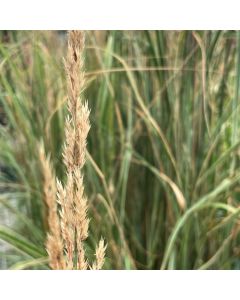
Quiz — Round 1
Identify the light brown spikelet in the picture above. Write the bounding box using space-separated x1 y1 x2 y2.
63 116 75 172
92 239 107 270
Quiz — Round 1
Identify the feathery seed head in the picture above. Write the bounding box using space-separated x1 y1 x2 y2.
42 30 106 270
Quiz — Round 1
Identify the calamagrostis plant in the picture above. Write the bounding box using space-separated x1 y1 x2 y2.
40 30 106 270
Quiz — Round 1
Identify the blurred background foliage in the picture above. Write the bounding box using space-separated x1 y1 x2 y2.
0 30 240 269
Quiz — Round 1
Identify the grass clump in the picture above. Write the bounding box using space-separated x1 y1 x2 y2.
0 30 240 270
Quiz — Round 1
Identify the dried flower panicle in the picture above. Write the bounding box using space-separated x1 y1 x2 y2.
40 30 106 270
39 144 65 270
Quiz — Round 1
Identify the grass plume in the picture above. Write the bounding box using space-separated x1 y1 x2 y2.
39 145 65 269
40 30 106 270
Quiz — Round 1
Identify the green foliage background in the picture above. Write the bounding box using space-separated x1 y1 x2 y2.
0 31 240 269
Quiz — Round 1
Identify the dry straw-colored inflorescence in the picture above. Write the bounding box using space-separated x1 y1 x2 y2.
39 30 106 270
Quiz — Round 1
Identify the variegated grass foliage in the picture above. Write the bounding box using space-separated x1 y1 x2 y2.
0 31 240 269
